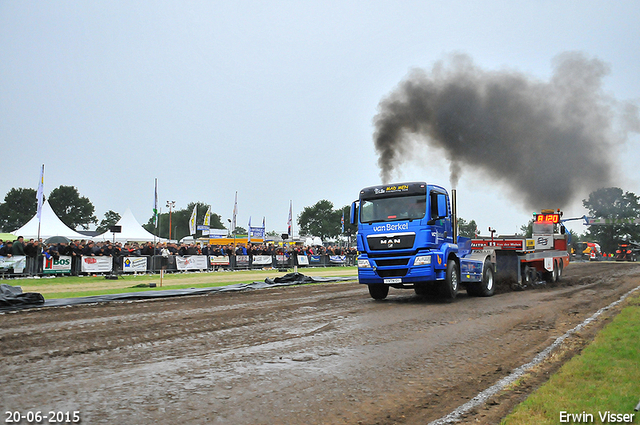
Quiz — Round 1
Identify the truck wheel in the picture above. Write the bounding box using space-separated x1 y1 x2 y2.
467 260 495 297
546 262 558 283
440 260 458 300
557 261 563 281
368 284 389 300
522 266 533 287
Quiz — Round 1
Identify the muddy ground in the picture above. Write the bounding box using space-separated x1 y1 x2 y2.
1 262 639 424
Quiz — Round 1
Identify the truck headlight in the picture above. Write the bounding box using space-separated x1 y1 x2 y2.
358 259 371 268
414 255 432 266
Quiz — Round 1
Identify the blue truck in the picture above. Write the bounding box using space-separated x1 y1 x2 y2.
350 182 570 300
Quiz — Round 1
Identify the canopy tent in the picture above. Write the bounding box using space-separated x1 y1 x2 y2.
12 200 89 240
93 208 164 243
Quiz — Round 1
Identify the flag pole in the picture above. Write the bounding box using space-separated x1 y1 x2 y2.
36 164 45 242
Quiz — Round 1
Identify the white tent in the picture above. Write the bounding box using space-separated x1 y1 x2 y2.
93 208 164 243
12 200 90 240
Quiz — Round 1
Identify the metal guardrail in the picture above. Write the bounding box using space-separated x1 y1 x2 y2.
0 254 356 279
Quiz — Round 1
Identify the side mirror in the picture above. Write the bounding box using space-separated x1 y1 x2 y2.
350 201 358 225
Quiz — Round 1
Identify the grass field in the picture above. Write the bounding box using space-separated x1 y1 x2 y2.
502 294 640 424
7 267 358 299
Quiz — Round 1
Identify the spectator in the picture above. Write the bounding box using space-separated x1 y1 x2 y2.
12 236 25 256
0 241 13 257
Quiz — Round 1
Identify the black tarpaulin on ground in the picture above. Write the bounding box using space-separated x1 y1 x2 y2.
0 273 355 312
0 283 45 308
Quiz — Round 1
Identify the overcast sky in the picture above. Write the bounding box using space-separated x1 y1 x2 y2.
1 1 639 237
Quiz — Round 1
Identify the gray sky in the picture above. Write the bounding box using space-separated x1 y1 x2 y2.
1 1 639 237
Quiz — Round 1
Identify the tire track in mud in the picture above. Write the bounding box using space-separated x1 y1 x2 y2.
1 263 639 424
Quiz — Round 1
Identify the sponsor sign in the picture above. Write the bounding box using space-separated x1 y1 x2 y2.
297 255 309 265
121 257 147 273
175 255 208 271
236 255 249 266
209 256 230 266
43 255 72 274
371 222 410 233
329 255 346 264
252 255 272 265
81 256 113 273
534 235 553 251
471 239 525 250
0 255 26 273
276 254 288 264
309 255 322 264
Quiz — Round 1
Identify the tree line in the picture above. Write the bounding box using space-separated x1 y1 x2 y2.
1 186 639 251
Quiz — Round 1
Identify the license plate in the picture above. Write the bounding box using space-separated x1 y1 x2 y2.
384 278 402 284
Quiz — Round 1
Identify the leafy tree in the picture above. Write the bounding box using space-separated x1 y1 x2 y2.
232 226 247 235
48 186 97 230
298 199 341 240
519 219 534 238
338 205 357 237
582 187 640 253
0 188 38 231
457 217 478 238
143 202 224 240
96 210 121 234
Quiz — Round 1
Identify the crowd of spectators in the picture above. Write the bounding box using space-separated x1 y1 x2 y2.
0 237 357 260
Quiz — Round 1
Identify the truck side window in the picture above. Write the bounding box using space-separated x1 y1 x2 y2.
430 192 448 221
437 194 447 218
430 192 439 220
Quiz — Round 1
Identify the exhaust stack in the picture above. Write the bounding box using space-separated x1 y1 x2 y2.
452 189 457 244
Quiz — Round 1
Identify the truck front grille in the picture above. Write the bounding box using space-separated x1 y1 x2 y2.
377 269 408 278
375 258 410 267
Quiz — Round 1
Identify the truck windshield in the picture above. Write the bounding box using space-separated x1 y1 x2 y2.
360 195 426 223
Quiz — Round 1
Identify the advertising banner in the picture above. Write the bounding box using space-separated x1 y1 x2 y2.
252 255 272 265
329 255 346 264
209 256 230 266
0 256 26 273
236 255 249 266
43 255 72 274
309 255 322 264
534 235 554 251
122 257 148 273
276 254 288 265
297 255 309 266
175 255 208 271
81 256 113 273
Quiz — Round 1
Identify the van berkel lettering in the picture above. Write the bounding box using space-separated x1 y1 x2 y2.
372 222 409 232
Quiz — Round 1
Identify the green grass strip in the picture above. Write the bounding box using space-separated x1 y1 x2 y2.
10 267 358 299
502 294 640 424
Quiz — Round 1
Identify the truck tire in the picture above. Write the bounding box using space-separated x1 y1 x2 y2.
368 284 389 300
545 261 558 283
440 260 458 300
557 261 563 281
467 260 495 297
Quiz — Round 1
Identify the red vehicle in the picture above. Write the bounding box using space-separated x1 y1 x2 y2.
470 210 570 286
615 241 639 262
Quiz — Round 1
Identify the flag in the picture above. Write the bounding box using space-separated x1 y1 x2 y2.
203 205 211 226
231 191 238 234
153 178 158 227
36 164 44 220
287 200 292 237
247 217 252 243
189 205 197 235
341 210 345 233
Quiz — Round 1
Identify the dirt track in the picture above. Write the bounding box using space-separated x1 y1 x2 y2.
2 262 639 424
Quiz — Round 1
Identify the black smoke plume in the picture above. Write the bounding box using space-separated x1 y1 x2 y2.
374 52 639 209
